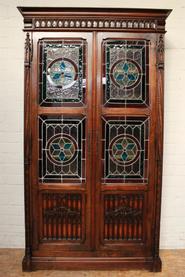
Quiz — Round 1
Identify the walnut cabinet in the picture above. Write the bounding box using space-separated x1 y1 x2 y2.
18 7 171 272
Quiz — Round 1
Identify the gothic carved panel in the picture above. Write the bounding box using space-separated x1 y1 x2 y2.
41 193 83 241
104 194 144 241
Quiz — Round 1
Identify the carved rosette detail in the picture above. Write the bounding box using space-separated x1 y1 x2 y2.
33 18 157 30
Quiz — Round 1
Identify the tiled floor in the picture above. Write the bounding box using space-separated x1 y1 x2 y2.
0 249 185 277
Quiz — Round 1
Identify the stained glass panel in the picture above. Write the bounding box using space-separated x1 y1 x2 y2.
103 39 149 106
102 116 149 183
39 39 86 106
39 115 85 183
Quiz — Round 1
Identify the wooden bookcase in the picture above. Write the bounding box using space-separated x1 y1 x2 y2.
18 7 171 271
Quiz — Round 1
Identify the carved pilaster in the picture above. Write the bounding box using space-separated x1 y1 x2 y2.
24 32 32 67
156 34 164 70
23 32 32 271
153 34 165 267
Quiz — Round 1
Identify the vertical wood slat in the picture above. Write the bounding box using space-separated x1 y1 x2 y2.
42 193 82 240
104 194 144 241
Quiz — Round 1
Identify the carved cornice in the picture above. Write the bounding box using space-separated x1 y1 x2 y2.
32 17 158 31
18 7 172 33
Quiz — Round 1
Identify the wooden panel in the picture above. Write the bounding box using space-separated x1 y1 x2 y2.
41 192 83 241
104 194 144 241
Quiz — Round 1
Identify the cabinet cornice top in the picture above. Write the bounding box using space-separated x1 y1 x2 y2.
18 7 172 33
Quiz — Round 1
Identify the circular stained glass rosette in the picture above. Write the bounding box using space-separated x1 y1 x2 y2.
111 59 141 89
109 134 140 166
47 58 77 89
46 134 77 166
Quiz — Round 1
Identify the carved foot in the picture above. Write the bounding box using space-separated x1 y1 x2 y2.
152 256 162 272
22 255 32 272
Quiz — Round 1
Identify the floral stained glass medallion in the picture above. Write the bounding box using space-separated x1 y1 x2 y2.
39 116 86 183
102 116 149 183
103 39 149 106
39 39 86 106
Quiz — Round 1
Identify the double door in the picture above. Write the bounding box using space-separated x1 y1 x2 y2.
30 31 157 257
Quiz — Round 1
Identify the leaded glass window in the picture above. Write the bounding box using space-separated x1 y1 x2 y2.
102 116 149 183
103 39 149 106
39 39 86 106
39 116 86 183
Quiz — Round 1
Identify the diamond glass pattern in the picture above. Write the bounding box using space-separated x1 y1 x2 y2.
102 116 149 183
47 58 77 89
39 39 86 106
103 39 149 106
39 116 85 183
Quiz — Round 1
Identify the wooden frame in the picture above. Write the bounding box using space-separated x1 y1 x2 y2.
18 7 171 272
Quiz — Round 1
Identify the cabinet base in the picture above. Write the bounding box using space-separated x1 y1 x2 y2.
22 256 162 272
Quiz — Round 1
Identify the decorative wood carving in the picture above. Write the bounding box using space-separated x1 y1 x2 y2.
18 7 172 33
24 32 32 67
42 193 82 240
32 18 157 31
104 194 144 240
156 34 164 70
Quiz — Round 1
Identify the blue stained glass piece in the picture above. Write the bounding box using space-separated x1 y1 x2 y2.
53 73 61 80
122 152 128 161
60 61 66 70
64 143 72 149
128 74 136 81
123 63 129 72
52 143 60 150
59 151 65 161
116 74 124 81
64 73 73 79
126 143 135 150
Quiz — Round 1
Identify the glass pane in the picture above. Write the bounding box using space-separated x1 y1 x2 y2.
39 39 86 106
102 116 149 183
39 115 86 183
103 39 149 106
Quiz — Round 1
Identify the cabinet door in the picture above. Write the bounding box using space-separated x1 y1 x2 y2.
95 32 157 256
30 32 93 254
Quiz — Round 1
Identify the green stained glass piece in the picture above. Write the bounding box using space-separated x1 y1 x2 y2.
59 151 65 161
53 73 61 80
115 143 123 150
121 152 128 161
64 143 72 149
126 143 135 150
116 74 124 81
128 74 136 81
123 63 129 72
